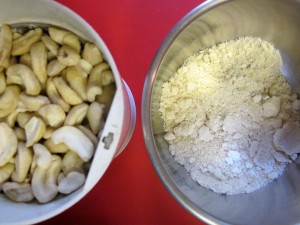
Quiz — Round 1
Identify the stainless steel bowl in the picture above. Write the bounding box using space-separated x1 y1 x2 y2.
142 0 300 224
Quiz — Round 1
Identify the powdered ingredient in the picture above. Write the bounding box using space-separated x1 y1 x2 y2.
160 37 300 195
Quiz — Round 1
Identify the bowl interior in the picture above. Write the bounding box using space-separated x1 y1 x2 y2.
148 0 300 224
0 0 128 224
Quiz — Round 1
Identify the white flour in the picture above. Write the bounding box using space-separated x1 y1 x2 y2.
160 37 300 195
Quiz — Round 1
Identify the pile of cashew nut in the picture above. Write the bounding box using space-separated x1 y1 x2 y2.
0 24 116 203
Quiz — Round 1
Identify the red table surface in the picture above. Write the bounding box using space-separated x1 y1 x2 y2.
40 1 206 225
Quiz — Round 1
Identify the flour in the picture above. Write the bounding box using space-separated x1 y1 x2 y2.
160 37 300 195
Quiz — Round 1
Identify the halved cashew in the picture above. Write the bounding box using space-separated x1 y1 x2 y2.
0 72 6 95
6 64 41 95
19 93 50 111
58 171 85 194
48 27 70 44
62 151 84 175
66 66 87 100
17 112 33 129
64 103 88 126
46 78 71 112
57 45 80 66
87 102 105 134
53 76 83 105
2 182 34 202
0 163 15 183
47 59 66 77
0 123 18 166
0 24 12 68
41 35 59 56
33 144 52 169
86 63 109 102
52 126 94 162
30 41 47 85
25 116 46 147
11 28 43 56
77 125 98 148
62 33 81 53
0 85 20 118
101 70 114 86
75 59 92 78
38 104 66 128
11 142 33 182
14 127 26 141
44 139 68 154
82 42 103 66
43 127 54 139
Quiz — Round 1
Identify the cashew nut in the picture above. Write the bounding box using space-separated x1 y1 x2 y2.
38 104 66 128
43 127 54 139
57 45 80 66
31 154 61 203
58 171 85 194
62 33 81 53
0 71 6 95
46 78 71 112
11 142 33 182
48 27 70 45
57 172 65 184
77 125 98 148
19 93 50 111
6 64 41 95
30 41 47 85
64 103 88 126
14 127 26 141
33 144 52 169
75 59 92 78
87 102 105 134
66 66 87 100
53 76 83 105
52 126 94 162
44 139 68 154
62 150 84 175
86 62 109 102
41 35 59 56
19 53 32 68
0 85 20 118
11 28 43 56
2 182 34 202
25 116 46 147
0 24 12 68
17 112 33 129
0 163 14 183
82 42 103 66
47 59 66 77
101 70 114 86
96 83 116 115
0 123 18 166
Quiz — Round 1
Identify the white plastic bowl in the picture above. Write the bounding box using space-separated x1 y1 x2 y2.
0 0 136 224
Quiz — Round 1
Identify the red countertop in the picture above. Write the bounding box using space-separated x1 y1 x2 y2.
41 1 206 224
